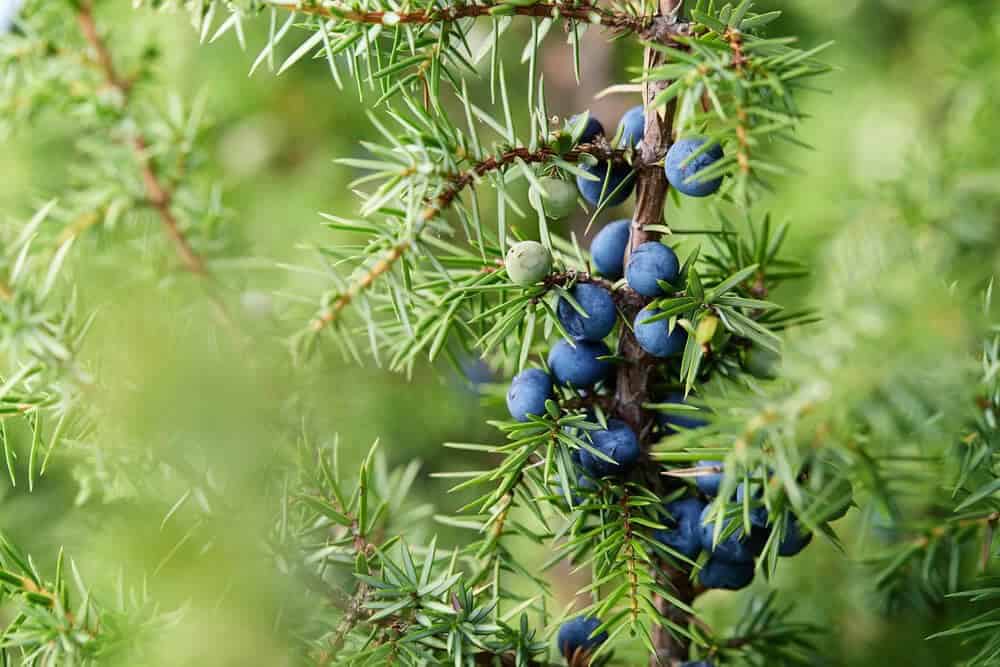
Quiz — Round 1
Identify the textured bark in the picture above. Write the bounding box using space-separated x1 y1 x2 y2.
605 0 697 663
612 4 681 438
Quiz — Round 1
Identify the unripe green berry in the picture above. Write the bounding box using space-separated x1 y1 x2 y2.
744 345 780 379
529 177 578 220
505 241 552 286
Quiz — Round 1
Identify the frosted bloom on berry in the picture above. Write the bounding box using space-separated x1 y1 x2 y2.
665 137 724 197
557 283 617 342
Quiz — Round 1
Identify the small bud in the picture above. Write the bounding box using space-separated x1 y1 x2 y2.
696 315 718 344
381 11 400 25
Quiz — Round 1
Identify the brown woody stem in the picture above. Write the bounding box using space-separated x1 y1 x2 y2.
596 0 698 664
287 0 648 33
310 144 622 332
76 1 208 277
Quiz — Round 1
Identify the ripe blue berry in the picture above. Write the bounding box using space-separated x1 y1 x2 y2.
680 662 715 667
579 419 640 477
571 113 605 144
548 339 612 388
634 307 687 357
557 283 617 341
699 505 755 564
557 615 608 658
505 241 552 286
625 242 679 297
654 496 706 560
456 356 493 395
698 556 755 590
655 392 708 433
617 105 645 148
746 523 771 557
576 161 634 207
505 368 553 422
777 516 813 556
664 137 724 198
590 219 631 279
695 460 724 496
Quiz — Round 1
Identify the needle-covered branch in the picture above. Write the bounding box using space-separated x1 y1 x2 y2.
0 534 177 664
3 1 237 280
75 1 208 276
308 142 624 334
283 0 650 33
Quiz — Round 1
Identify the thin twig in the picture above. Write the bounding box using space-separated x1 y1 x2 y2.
76 0 208 277
309 143 623 332
74 2 244 334
723 28 751 175
285 0 650 33
132 136 208 276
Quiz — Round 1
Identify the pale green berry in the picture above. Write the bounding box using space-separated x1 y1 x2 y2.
505 241 552 286
529 177 578 220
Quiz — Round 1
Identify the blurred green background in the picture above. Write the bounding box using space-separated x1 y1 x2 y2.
1 1 998 664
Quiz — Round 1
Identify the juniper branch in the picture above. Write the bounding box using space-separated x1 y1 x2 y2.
277 0 652 34
309 143 624 332
722 28 751 175
75 0 207 277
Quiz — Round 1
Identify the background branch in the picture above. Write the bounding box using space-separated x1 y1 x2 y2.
76 0 207 277
283 0 650 32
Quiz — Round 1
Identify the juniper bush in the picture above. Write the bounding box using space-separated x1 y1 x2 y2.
6 2 996 667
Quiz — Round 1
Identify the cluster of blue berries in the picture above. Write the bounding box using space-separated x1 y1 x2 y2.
504 233 694 476
655 477 770 593
592 222 688 358
505 274 642 479
664 458 852 590
571 106 724 208
507 108 731 664
554 459 823 663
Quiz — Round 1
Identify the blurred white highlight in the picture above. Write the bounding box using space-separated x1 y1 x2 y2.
0 0 23 34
